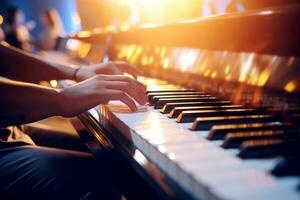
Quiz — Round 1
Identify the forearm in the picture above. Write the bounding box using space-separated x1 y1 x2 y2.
0 42 78 83
0 74 147 127
0 77 64 127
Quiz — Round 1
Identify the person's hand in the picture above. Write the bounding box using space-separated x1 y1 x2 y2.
75 61 144 82
60 74 147 117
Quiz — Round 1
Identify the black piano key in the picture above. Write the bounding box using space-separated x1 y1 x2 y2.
161 101 232 114
155 97 217 109
191 115 277 131
280 108 300 115
177 109 264 123
148 91 205 102
169 105 244 118
238 139 300 159
222 130 291 148
271 157 300 176
151 94 211 105
207 123 295 140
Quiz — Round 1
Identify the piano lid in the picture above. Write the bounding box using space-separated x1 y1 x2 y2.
74 3 300 57
111 4 300 57
106 4 300 95
71 3 300 95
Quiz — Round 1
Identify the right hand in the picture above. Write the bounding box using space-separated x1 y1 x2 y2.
60 74 147 117
76 61 144 81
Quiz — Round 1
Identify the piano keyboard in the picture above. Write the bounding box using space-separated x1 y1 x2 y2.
92 78 300 200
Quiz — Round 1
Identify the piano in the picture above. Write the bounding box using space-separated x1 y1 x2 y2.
67 3 300 200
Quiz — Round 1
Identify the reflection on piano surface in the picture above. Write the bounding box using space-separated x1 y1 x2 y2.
71 3 300 200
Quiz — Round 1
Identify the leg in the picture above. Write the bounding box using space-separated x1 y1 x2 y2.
93 150 161 200
0 145 121 200
23 123 89 152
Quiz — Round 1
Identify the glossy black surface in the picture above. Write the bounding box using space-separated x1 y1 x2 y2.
191 115 277 130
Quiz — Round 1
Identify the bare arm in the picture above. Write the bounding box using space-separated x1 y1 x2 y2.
0 75 147 128
0 77 63 127
0 42 144 83
0 42 77 83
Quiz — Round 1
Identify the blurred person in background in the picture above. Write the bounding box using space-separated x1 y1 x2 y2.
0 27 4 42
4 6 35 51
37 8 65 50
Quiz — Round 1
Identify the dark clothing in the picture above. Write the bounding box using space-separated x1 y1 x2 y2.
5 31 22 49
0 125 121 200
0 146 121 200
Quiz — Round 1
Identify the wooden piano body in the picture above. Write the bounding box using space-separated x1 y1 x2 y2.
65 4 300 200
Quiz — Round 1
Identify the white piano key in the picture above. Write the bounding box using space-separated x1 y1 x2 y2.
242 158 280 172
99 101 300 200
211 174 300 200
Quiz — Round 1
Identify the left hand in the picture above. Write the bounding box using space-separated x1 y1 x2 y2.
75 61 144 82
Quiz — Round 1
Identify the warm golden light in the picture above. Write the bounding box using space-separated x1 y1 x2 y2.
116 0 203 24
224 65 231 74
78 43 91 58
160 47 167 57
211 71 217 79
225 74 232 81
92 28 103 34
77 31 92 38
125 45 136 60
239 53 254 82
141 56 148 65
178 49 198 72
120 23 130 32
163 58 169 69
50 80 58 88
199 61 207 72
284 80 297 93
257 68 271 86
148 56 154 65
204 69 211 77
117 44 295 95
104 25 118 32
0 15 3 25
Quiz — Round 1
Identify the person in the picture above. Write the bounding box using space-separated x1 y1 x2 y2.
4 7 33 51
0 41 149 199
37 9 64 50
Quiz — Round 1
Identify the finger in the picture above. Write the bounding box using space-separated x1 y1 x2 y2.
120 78 147 104
112 61 145 77
112 65 138 79
101 75 147 91
99 75 147 99
110 66 123 75
120 77 147 103
104 80 147 104
109 90 138 112
106 81 146 105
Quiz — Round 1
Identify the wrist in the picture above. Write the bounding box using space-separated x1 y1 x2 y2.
51 62 80 81
57 86 87 117
56 88 74 117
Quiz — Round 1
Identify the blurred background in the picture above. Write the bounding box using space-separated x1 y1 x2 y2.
1 0 299 38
